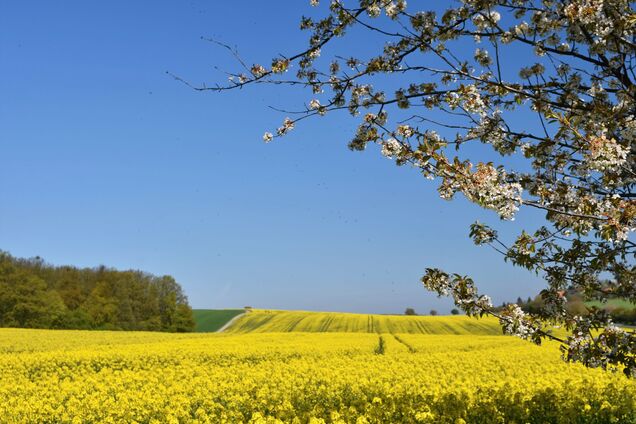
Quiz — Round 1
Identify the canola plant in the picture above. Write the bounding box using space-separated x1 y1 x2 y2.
1 320 635 423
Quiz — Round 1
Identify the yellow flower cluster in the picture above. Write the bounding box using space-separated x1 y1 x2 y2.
1 328 634 423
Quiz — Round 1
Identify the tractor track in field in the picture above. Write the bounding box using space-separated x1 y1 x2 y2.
391 333 417 353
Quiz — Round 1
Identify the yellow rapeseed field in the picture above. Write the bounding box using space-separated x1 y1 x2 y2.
1 315 635 423
224 309 503 335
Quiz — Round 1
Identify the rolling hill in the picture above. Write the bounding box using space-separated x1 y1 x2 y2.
192 309 245 332
222 309 503 335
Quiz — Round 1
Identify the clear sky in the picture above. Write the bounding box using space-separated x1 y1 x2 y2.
1 1 547 313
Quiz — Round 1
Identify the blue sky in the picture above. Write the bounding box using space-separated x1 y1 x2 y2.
1 1 547 313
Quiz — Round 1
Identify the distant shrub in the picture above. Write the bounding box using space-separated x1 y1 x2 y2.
404 308 417 316
429 310 438 316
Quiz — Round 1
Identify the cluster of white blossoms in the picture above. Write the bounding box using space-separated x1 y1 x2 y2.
514 21 530 37
263 117 297 142
499 305 538 340
363 0 407 19
250 64 267 78
381 137 405 158
474 48 492 67
395 124 414 138
465 111 509 152
363 110 387 125
541 186 596 235
586 81 605 98
564 321 634 374
563 0 614 39
277 117 295 136
500 31 514 44
619 116 636 144
533 44 547 57
422 268 493 316
366 3 381 17
445 92 461 109
385 1 407 18
271 59 290 74
464 164 523 220
364 112 377 123
597 195 635 242
350 84 383 110
308 47 321 60
584 133 628 172
420 269 453 297
608 218 633 242
385 2 398 18
528 182 634 243
565 332 600 366
469 222 498 245
459 85 487 116
476 294 493 309
472 10 501 29
309 98 327 116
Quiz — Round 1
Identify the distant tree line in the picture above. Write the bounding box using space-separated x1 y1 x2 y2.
0 251 195 332
404 307 460 316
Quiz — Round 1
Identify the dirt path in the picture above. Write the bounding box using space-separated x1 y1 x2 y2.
216 312 245 333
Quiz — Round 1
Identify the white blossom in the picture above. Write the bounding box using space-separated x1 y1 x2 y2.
500 305 537 340
584 133 628 172
308 48 321 59
381 138 404 158
500 31 513 44
250 64 267 77
472 10 500 29
514 22 529 36
474 48 492 67
366 3 381 17
461 84 486 116
420 269 452 296
385 2 398 18
276 117 295 136
462 164 523 220
563 1 614 38
396 124 414 138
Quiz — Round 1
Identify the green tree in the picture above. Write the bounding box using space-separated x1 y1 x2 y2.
174 303 196 332
0 251 195 332
82 281 119 329
0 258 68 328
56 276 85 310
198 1 636 374
155 275 195 332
